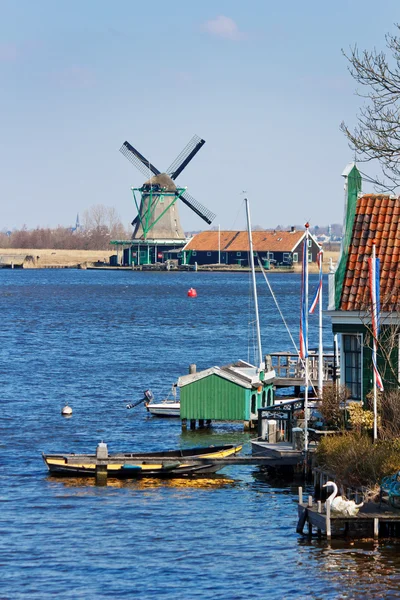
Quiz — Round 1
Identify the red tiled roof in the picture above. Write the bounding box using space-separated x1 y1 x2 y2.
184 230 306 252
340 194 400 311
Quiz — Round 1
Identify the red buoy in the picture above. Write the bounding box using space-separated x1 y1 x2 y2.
187 287 197 298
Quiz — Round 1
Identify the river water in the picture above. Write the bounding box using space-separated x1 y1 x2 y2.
1 269 400 599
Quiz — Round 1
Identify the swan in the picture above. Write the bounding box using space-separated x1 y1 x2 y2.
323 481 364 516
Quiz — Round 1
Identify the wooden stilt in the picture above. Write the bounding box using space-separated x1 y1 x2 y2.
374 518 379 539
199 419 205 429
190 419 196 430
181 419 187 430
326 500 331 539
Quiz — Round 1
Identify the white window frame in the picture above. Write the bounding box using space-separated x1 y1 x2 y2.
207 252 211 257
192 251 197 256
283 252 290 262
292 252 298 263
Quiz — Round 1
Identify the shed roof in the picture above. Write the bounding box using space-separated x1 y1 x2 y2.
184 230 308 253
177 359 273 389
340 194 400 311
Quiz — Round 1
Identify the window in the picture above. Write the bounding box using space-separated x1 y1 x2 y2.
343 334 362 400
262 390 266 407
251 394 256 415
293 253 298 263
236 252 241 257
267 252 274 259
308 239 312 247
283 252 290 262
207 252 211 257
308 252 312 263
192 251 197 256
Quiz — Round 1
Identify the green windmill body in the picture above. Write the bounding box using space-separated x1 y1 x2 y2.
114 136 216 266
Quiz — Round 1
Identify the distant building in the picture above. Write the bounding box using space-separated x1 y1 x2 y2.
180 228 320 267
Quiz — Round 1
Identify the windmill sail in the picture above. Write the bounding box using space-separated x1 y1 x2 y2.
167 135 205 180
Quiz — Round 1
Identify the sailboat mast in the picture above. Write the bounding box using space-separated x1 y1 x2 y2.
245 198 263 369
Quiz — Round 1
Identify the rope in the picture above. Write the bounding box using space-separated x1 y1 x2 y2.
257 257 318 397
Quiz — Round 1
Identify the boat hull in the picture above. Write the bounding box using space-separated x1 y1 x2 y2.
43 444 242 478
146 402 180 417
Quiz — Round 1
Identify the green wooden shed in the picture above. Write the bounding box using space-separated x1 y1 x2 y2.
177 360 275 428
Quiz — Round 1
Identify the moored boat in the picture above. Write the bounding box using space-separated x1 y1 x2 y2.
145 399 180 417
42 442 242 478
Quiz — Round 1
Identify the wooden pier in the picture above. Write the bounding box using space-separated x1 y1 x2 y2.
297 487 400 539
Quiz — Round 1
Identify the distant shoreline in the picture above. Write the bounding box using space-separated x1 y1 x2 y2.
0 248 339 273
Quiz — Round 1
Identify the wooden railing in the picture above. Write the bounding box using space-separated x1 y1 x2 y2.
269 352 337 382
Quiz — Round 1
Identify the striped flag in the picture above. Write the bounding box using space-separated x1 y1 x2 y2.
299 237 308 359
309 250 323 314
368 252 384 391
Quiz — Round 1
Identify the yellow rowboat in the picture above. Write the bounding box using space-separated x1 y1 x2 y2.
42 443 242 478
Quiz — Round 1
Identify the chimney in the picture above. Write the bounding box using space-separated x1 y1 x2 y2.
291 226 296 233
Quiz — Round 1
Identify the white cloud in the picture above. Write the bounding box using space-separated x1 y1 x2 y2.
202 16 246 41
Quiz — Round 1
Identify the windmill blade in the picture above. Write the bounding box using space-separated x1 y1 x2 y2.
120 141 160 179
167 135 205 180
180 190 216 225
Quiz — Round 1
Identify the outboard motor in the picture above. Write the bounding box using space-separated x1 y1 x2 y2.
143 390 154 403
126 389 154 410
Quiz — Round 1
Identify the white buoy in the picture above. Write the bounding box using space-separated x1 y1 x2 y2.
61 405 72 416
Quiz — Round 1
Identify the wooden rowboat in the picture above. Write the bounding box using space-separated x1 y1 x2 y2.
42 443 242 478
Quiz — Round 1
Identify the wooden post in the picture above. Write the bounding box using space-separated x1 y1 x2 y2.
317 500 322 538
95 464 108 485
190 419 196 430
326 499 331 539
206 419 212 427
181 418 187 430
308 495 313 508
298 486 303 505
374 518 379 539
199 419 205 429
189 364 196 374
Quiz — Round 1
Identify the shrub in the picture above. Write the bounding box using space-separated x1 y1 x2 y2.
315 432 400 488
319 384 349 429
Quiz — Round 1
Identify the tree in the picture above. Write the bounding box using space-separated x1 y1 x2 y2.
341 24 400 190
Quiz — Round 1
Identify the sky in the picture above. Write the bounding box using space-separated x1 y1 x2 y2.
1 0 399 233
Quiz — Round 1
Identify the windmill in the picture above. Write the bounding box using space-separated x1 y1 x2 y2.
119 135 216 243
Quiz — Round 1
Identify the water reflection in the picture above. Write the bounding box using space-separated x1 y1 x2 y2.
298 538 400 596
46 474 237 491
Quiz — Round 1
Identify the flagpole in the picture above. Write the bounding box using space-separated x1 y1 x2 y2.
318 249 324 399
304 224 309 454
372 244 378 442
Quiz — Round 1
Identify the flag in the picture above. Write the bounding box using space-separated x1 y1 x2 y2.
299 237 308 359
368 253 384 391
309 250 323 314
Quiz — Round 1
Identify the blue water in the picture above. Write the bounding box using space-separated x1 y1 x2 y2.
1 270 400 599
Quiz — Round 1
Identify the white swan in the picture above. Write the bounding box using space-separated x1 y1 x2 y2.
323 481 364 516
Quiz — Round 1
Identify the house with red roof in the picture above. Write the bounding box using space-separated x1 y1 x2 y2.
327 164 400 401
180 228 320 268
